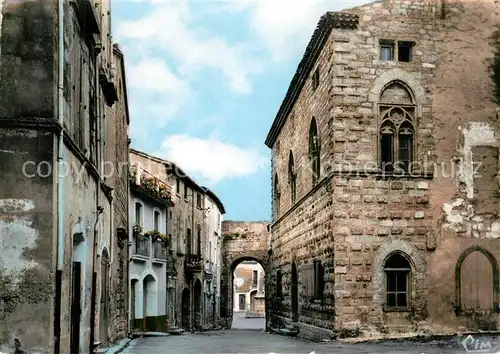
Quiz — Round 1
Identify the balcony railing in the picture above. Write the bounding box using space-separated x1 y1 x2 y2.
153 239 168 260
185 254 202 273
130 165 174 204
135 235 150 257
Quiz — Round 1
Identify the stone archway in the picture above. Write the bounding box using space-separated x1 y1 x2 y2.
220 220 270 330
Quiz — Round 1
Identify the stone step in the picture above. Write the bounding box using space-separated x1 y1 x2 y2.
169 328 185 335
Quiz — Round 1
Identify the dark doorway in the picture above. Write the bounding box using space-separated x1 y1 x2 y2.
291 262 298 322
130 279 138 331
100 249 110 343
182 288 190 330
194 280 202 330
70 262 81 354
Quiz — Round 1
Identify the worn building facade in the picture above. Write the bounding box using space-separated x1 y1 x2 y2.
266 0 500 341
233 261 266 316
0 0 130 353
129 165 172 332
202 188 225 329
129 150 225 332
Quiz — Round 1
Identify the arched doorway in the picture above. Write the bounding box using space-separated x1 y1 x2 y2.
99 249 110 343
250 290 257 312
181 288 190 330
291 262 298 322
143 274 156 331
230 258 266 330
194 280 202 330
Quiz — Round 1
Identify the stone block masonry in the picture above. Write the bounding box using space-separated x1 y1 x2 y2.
266 0 500 341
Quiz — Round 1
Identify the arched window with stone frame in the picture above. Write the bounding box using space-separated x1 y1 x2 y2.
378 80 417 173
384 252 412 311
308 117 320 185
274 173 280 219
288 151 296 205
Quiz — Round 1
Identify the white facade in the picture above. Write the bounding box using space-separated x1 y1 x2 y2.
128 192 169 329
202 191 224 326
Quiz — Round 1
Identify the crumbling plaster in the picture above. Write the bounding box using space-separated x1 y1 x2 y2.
442 122 500 238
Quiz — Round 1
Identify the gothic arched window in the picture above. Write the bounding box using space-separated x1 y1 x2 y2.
379 81 416 173
309 117 320 185
288 151 296 205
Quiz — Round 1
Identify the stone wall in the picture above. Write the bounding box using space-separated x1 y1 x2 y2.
220 221 270 328
267 0 500 341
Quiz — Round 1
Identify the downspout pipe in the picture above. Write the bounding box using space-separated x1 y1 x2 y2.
56 0 65 274
54 0 65 353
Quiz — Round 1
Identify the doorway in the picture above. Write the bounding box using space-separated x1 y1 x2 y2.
70 262 81 354
181 288 190 330
291 262 298 322
99 249 110 343
194 280 202 330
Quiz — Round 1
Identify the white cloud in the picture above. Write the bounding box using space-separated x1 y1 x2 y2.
247 0 372 62
115 2 261 94
156 135 268 184
126 58 190 143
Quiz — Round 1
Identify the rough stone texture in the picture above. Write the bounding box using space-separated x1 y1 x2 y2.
220 221 270 329
0 1 130 352
266 0 500 341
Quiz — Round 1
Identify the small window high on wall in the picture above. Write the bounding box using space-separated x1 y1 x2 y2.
135 202 142 226
154 211 160 231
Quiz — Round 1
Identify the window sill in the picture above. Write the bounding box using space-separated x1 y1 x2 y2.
383 306 410 312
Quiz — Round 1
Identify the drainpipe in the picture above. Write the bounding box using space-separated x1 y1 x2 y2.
54 0 65 352
90 45 103 352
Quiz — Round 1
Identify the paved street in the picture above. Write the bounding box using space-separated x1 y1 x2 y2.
123 329 472 354
232 312 266 330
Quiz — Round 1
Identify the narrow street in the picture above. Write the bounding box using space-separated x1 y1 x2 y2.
123 329 465 354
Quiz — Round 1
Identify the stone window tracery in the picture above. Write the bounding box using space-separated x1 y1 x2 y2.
379 81 416 173
309 117 320 185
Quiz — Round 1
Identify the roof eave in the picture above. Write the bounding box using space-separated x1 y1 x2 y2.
264 11 359 148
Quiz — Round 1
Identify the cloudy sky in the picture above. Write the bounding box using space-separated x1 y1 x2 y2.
112 0 370 221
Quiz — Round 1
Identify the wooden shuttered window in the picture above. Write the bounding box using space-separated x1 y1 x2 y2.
301 261 325 301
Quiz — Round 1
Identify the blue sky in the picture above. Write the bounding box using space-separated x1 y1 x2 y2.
112 0 370 221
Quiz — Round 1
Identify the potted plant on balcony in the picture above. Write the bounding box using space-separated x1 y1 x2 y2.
132 224 142 236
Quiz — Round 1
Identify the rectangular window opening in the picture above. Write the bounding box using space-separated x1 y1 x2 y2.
379 40 394 61
386 271 408 308
252 270 258 287
398 41 414 62
398 133 413 173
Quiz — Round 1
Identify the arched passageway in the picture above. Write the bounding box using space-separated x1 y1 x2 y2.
181 288 190 331
229 258 267 330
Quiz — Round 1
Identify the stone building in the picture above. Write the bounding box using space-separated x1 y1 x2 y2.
0 1 130 353
202 187 225 329
265 0 500 341
233 261 266 316
129 149 225 332
129 165 173 332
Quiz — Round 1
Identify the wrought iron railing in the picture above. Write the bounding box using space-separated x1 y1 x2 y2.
185 254 202 272
153 239 168 259
130 165 174 204
135 235 150 257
